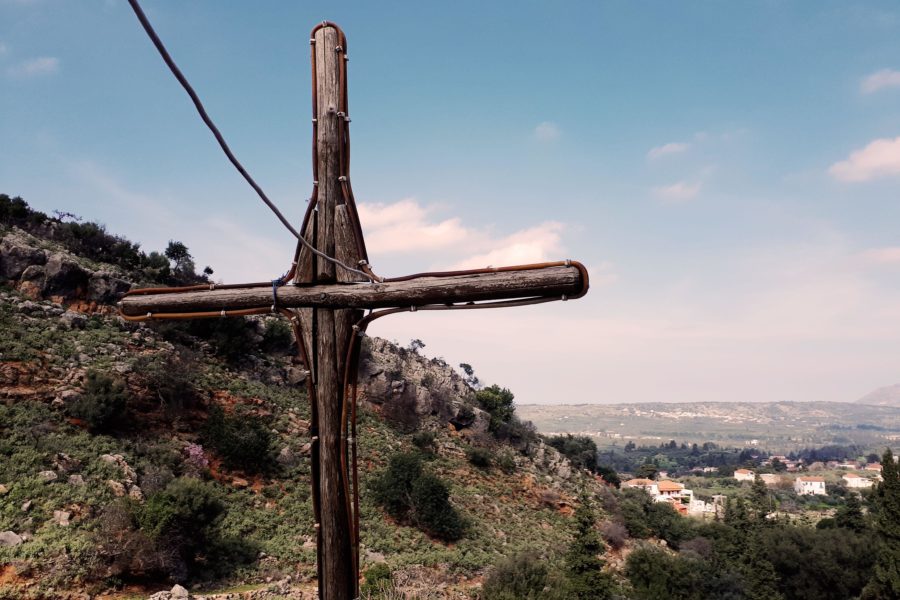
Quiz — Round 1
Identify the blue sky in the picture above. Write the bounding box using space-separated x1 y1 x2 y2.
3 1 900 405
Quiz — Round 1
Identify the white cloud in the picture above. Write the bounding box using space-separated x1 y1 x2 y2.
829 136 900 182
647 142 689 159
653 181 701 202
448 222 565 270
357 199 469 254
534 121 561 142
7 56 58 77
358 198 574 273
861 68 900 94
860 247 900 264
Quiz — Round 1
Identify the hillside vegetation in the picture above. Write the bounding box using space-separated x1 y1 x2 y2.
0 195 600 598
4 194 900 600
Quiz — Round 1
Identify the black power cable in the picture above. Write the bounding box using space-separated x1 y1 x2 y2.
125 0 373 282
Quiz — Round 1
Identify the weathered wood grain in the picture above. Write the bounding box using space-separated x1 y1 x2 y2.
120 265 583 315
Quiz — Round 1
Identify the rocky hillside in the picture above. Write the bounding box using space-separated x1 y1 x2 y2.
0 202 600 599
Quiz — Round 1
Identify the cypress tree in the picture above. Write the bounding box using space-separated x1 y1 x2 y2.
565 493 615 600
862 448 900 600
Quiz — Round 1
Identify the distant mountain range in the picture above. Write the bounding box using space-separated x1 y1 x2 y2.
858 384 900 407
517 401 900 452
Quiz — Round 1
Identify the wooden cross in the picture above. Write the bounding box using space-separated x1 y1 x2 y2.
119 22 588 600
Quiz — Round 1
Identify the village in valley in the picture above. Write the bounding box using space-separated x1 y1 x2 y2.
620 455 885 518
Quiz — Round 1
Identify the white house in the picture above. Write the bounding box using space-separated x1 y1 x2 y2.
734 468 755 482
843 473 874 489
657 480 688 502
794 476 827 495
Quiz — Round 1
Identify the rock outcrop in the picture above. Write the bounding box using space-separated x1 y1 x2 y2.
0 229 130 304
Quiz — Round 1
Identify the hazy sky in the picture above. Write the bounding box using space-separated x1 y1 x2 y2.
3 1 900 404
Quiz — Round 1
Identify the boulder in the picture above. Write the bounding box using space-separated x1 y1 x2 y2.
0 237 46 280
87 272 131 303
21 500 32 512
43 254 90 297
59 311 88 330
52 510 71 526
68 474 85 486
277 446 297 467
107 480 126 497
170 584 190 599
128 485 144 502
285 365 308 385
38 470 58 483
0 531 23 547
0 484 8 496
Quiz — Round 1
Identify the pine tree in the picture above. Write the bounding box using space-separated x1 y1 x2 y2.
835 494 867 533
862 448 900 600
749 475 773 520
565 493 615 600
743 529 784 600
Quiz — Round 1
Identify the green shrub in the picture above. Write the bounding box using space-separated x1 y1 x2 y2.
411 431 436 453
139 478 223 540
135 350 198 416
546 434 598 472
371 452 465 542
361 562 392 596
482 552 567 600
261 319 293 354
410 472 466 541
202 405 274 472
466 446 493 469
497 451 517 475
476 385 515 432
69 371 128 432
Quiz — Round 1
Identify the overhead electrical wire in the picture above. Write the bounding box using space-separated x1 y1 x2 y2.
124 0 375 283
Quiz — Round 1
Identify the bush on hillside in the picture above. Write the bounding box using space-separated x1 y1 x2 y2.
96 478 226 583
411 431 437 453
202 405 274 472
546 434 598 472
476 385 515 432
371 452 466 542
69 371 128 432
361 562 393 596
466 446 493 469
482 552 568 600
135 349 198 416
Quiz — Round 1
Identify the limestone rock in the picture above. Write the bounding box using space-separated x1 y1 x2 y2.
170 584 190 599
87 271 131 303
0 484 8 496
100 454 137 482
128 485 144 501
52 510 71 527
232 477 249 489
38 470 58 483
285 365 308 385
107 480 126 497
21 500 32 512
0 237 46 281
68 474 85 486
43 254 90 297
0 531 23 547
59 311 88 330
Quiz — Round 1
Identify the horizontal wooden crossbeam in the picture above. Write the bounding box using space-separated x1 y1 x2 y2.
119 263 587 317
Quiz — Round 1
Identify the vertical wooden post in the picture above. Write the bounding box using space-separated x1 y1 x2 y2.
297 23 361 600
